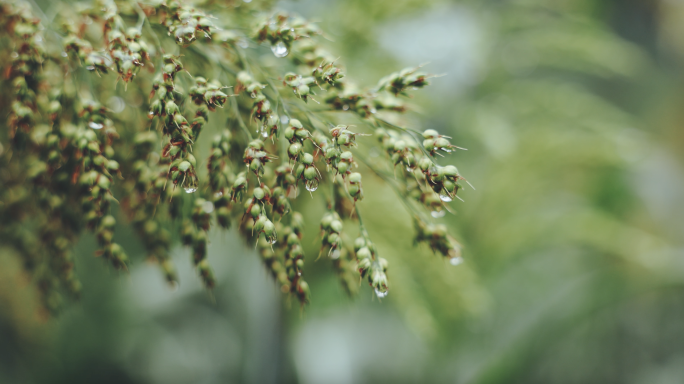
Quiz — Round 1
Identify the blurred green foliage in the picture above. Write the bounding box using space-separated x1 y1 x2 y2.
2 0 684 383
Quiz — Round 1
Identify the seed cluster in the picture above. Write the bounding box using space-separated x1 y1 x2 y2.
0 0 468 313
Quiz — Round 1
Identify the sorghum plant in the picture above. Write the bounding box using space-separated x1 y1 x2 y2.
0 0 469 313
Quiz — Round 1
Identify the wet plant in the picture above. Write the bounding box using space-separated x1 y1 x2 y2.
0 0 470 313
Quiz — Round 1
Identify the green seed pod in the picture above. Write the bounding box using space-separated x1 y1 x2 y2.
423 139 435 153
336 162 349 174
330 220 343 233
288 142 302 158
178 161 192 172
379 257 389 271
435 137 450 149
423 129 439 139
303 166 316 181
289 118 303 129
302 153 314 165
263 220 275 236
348 172 362 184
297 84 310 96
253 216 266 233
287 233 299 246
295 164 305 179
165 100 179 115
320 214 334 230
253 187 265 200
250 204 262 218
418 157 432 171
443 165 459 178
354 237 366 251
327 232 339 245
284 126 295 141
294 128 309 140
357 246 371 260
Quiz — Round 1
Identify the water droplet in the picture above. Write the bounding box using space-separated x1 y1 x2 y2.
148 111 155 118
374 289 388 298
88 121 104 130
86 65 95 71
271 42 288 58
439 193 453 202
405 166 412 173
370 108 377 114
250 92 256 99
61 51 68 57
184 187 197 194
214 191 224 198
267 237 277 244
442 148 452 153
330 250 341 259
431 210 446 218
342 105 349 111
243 0 252 3
280 115 289 124
10 52 18 58
305 179 319 192
259 125 269 138
450 256 464 266
237 39 249 48
202 201 215 213
412 87 419 91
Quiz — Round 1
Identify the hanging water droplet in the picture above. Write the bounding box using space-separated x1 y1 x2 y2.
148 111 155 118
86 65 96 71
374 289 388 298
243 0 252 3
439 193 453 202
330 249 341 259
214 191 224 198
431 210 446 218
342 105 349 111
305 180 319 192
268 237 277 244
442 148 452 153
61 51 68 57
450 256 464 266
202 200 215 213
370 108 377 114
280 115 289 124
259 125 269 138
88 121 104 130
184 186 197 194
271 42 289 58
405 166 412 173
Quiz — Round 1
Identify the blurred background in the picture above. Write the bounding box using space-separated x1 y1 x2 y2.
3 0 684 383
